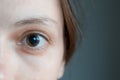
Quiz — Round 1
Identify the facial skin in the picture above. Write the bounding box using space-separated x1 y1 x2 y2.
0 0 65 80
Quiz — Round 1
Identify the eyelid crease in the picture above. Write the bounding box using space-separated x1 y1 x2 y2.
19 27 55 45
18 30 52 46
22 31 49 41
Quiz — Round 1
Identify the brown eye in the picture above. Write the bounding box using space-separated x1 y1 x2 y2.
27 33 41 47
22 33 47 49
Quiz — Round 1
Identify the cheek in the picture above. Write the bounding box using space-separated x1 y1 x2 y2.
13 42 64 80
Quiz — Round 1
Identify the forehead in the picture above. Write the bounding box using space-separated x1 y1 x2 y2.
0 0 63 28
0 0 59 7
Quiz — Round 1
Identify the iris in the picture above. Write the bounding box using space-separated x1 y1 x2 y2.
27 33 40 47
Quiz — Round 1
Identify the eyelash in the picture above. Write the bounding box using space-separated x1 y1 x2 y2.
16 30 50 54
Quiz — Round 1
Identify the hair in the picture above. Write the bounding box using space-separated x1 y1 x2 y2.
61 0 81 64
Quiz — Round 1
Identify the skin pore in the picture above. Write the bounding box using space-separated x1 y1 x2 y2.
0 0 65 80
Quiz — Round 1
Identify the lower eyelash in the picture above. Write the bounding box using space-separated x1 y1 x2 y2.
16 40 48 55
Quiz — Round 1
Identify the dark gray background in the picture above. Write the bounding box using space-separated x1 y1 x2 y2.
61 0 120 80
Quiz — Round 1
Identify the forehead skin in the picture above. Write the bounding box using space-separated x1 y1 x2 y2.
0 0 63 29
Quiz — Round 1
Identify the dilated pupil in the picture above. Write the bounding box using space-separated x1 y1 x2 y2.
27 33 40 47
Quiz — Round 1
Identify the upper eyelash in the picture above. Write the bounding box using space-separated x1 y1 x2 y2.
22 32 47 43
22 31 48 40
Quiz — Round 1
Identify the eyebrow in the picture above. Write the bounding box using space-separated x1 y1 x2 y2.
14 17 57 27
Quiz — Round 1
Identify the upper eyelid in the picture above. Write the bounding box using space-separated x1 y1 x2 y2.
22 31 48 41
9 24 56 45
10 26 56 46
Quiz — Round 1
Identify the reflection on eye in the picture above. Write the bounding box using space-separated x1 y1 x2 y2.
22 32 47 49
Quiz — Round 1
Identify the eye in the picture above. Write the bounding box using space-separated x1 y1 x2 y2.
21 32 47 49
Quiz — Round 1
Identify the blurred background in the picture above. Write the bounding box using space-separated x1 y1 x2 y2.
61 0 120 80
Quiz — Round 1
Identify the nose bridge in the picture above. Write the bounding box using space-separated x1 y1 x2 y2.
0 40 13 80
0 34 10 64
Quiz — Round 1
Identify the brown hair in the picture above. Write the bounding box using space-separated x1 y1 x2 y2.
61 0 78 64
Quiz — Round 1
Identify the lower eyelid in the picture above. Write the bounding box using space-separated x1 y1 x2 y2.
16 41 49 55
